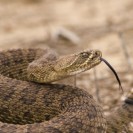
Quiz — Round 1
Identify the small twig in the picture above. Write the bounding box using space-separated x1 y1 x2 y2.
118 32 133 89
118 32 132 71
74 75 77 87
50 27 81 45
93 68 101 102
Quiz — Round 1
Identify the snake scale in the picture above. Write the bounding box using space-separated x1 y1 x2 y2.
0 48 132 133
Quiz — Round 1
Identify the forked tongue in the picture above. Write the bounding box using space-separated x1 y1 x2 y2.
100 58 123 93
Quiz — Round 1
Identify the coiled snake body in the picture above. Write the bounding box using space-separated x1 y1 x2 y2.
0 49 132 133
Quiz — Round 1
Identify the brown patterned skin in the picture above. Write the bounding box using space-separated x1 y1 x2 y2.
106 89 133 133
27 49 102 83
0 49 106 133
0 49 132 133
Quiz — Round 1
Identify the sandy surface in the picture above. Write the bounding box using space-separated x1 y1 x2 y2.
0 0 133 131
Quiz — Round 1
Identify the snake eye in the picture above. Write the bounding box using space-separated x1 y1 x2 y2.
80 52 89 58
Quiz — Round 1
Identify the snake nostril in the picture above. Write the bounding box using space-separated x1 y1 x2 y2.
95 51 101 57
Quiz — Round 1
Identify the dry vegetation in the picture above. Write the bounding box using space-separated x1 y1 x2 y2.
0 0 133 132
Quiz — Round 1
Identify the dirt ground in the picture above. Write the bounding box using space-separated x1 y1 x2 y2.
0 0 133 132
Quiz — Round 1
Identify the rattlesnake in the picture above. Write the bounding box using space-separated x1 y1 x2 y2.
0 48 132 133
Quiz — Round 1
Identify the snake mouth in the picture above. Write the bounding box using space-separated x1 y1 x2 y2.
100 57 123 93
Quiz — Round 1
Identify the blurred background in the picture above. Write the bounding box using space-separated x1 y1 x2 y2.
0 0 133 131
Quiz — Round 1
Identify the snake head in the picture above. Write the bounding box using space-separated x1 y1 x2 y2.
27 50 102 83
54 50 102 76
